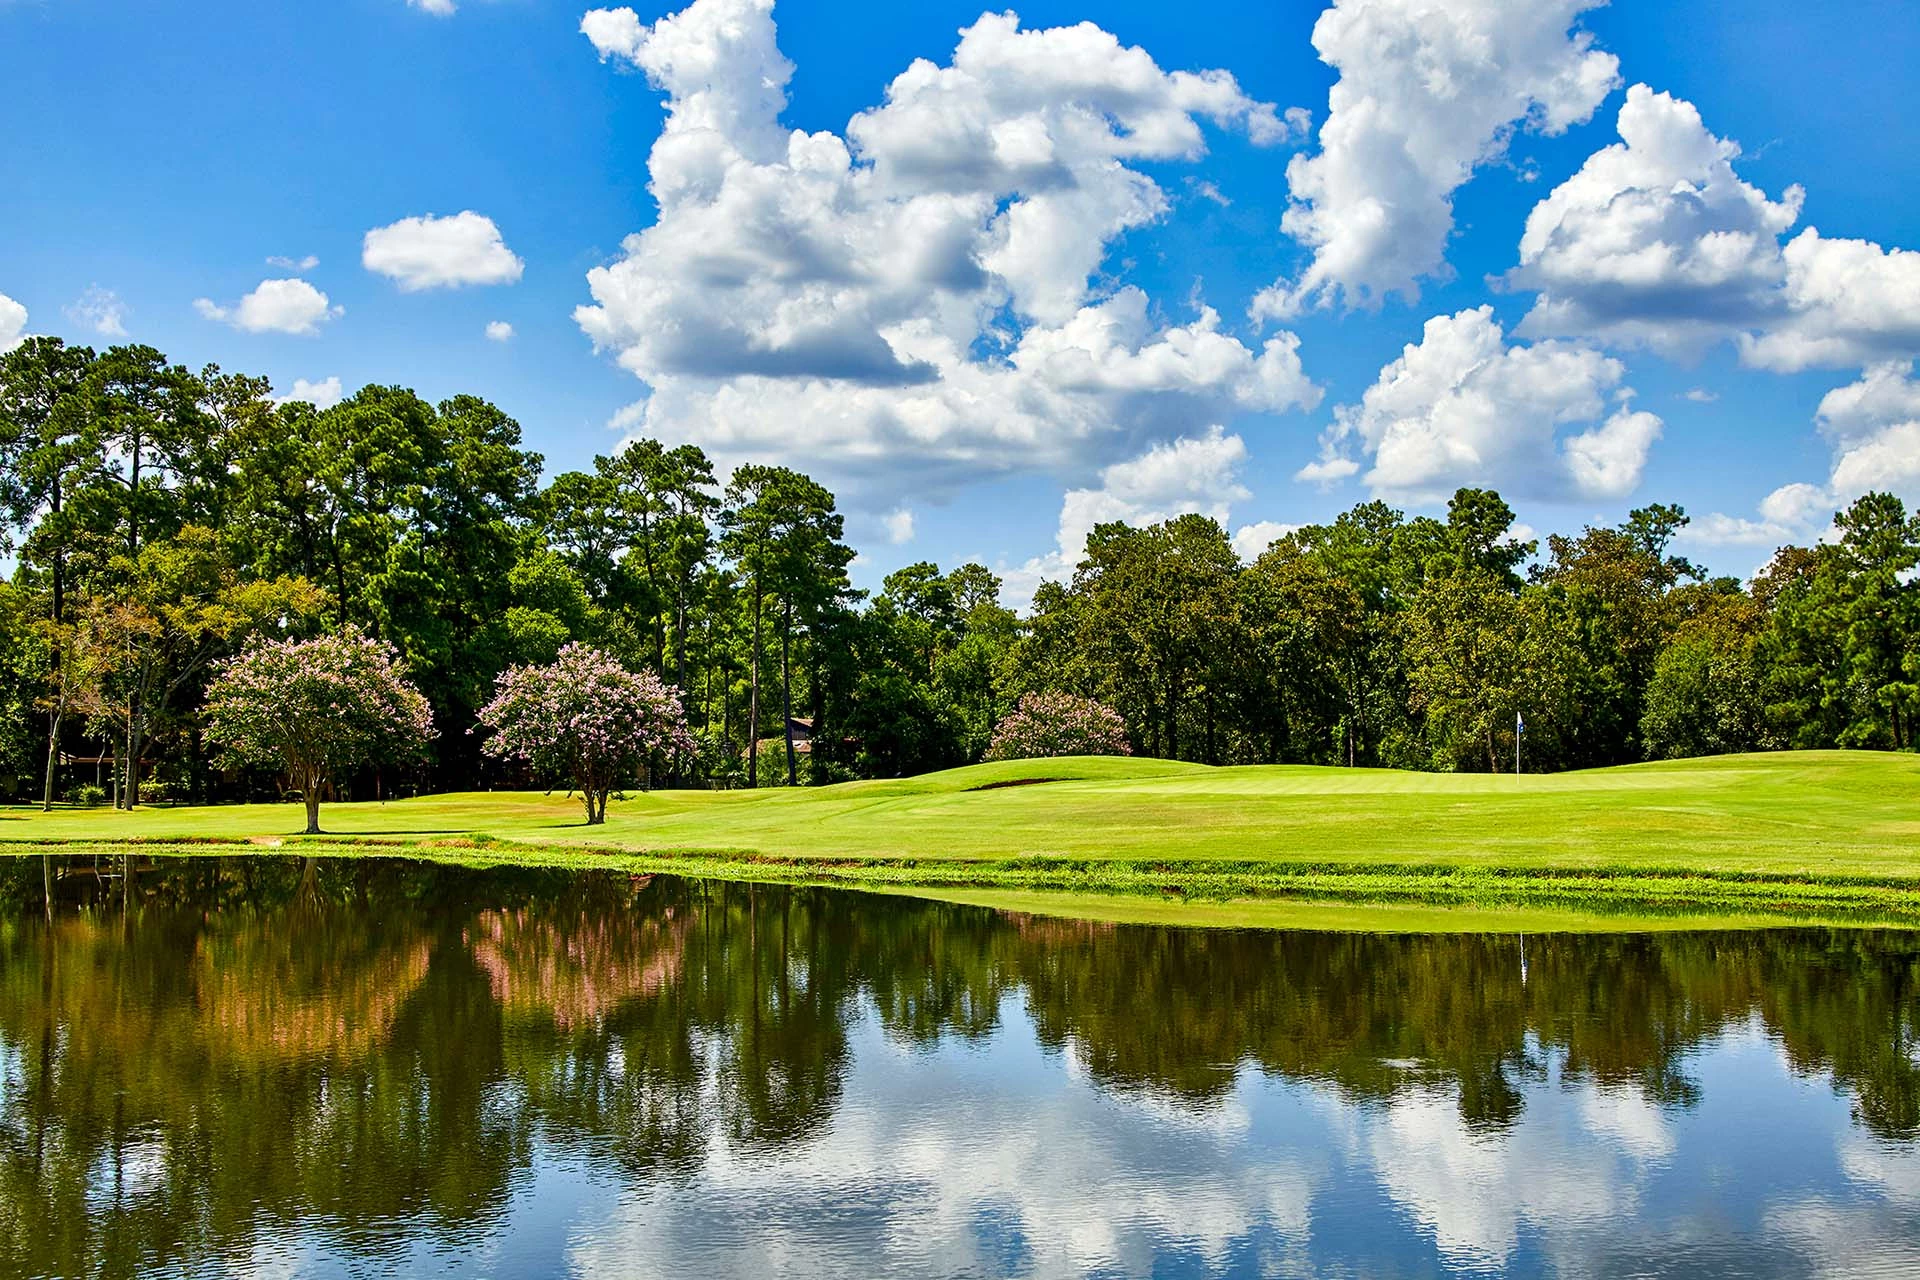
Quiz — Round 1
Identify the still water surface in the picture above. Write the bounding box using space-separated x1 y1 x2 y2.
2 856 1918 1278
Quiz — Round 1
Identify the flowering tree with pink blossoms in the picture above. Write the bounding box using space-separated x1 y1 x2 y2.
476 642 695 824
204 629 436 835
984 691 1132 762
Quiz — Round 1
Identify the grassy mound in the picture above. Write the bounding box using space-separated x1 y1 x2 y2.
6 750 1919 930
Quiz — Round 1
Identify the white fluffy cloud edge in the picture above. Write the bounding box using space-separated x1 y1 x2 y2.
195 278 342 336
563 0 1920 599
274 375 346 410
364 211 524 292
1254 0 1620 317
1508 82 1920 551
575 0 1320 515
1298 306 1663 505
997 427 1306 610
0 292 26 354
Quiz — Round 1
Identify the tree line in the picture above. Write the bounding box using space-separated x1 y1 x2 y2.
1 335 1916 804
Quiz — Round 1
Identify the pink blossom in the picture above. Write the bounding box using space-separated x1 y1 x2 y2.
475 643 694 824
203 628 436 833
984 691 1132 762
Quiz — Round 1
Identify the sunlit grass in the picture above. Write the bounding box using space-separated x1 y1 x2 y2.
6 750 1918 929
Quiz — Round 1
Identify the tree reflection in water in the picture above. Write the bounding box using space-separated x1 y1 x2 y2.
0 856 1914 1278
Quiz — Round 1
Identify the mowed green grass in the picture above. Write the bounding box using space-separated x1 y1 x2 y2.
6 751 1919 929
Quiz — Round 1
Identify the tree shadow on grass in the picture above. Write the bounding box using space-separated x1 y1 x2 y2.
284 828 472 838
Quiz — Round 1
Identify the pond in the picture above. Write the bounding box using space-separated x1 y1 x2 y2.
1 856 1917 1278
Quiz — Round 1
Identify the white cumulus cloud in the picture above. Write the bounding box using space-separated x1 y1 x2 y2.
64 286 129 338
1255 0 1619 317
1745 228 1920 372
273 376 345 409
1814 361 1920 501
1690 362 1920 552
194 278 342 335
1056 425 1251 556
1232 520 1302 562
486 320 515 342
363 211 524 291
267 254 320 272
408 0 456 14
1513 85 1920 371
1002 427 1252 608
1301 305 1661 502
576 0 1317 498
0 292 27 353
882 506 915 545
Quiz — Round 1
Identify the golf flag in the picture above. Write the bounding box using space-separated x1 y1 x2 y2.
1516 712 1526 734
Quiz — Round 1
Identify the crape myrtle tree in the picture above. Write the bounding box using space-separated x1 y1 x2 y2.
984 692 1131 762
203 629 436 834
476 642 695 824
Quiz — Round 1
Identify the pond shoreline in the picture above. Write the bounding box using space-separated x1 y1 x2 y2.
7 751 1919 932
11 839 1920 932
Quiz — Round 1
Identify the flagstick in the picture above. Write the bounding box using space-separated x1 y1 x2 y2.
1515 711 1522 776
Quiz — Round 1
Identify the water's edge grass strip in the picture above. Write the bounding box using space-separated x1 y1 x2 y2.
12 835 1920 932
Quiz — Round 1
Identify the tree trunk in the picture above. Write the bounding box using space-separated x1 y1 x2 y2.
128 426 142 562
747 576 763 787
672 589 691 787
189 723 205 805
674 589 690 698
40 695 64 813
303 790 322 835
41 506 66 810
809 651 827 778
1166 679 1180 761
50 476 64 626
331 533 351 622
782 597 797 787
123 712 142 811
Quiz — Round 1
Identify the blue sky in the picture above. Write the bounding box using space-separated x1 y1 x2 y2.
3 0 1917 600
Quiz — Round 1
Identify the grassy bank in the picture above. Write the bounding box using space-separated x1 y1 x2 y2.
6 751 1919 930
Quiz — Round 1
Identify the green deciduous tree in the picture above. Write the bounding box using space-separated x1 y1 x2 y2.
1404 570 1573 772
1642 589 1773 759
72 528 326 808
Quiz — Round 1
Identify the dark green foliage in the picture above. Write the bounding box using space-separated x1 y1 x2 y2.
3 334 1917 797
